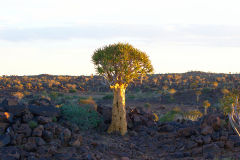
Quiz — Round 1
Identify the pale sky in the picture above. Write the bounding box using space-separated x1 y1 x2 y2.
0 0 240 75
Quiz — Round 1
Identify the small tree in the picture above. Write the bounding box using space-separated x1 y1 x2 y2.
203 100 211 115
92 43 153 135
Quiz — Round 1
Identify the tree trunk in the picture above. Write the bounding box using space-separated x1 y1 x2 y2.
108 84 127 135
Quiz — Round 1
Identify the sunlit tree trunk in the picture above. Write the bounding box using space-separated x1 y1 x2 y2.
108 84 127 135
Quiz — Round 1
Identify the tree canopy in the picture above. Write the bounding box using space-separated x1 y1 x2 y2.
92 43 154 87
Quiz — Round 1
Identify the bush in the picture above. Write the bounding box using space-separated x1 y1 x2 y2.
28 121 38 129
61 104 103 130
160 110 180 122
102 94 113 100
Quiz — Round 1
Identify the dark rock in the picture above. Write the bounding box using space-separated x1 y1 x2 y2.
60 128 71 145
194 136 203 145
178 127 197 137
0 146 20 160
22 110 33 123
201 126 213 135
225 141 234 151
203 143 220 155
203 135 212 144
29 98 52 106
216 141 225 148
191 147 202 157
69 134 82 147
0 122 9 134
32 125 44 137
202 113 222 131
158 124 174 132
2 98 19 106
28 105 60 117
42 130 53 142
211 132 220 141
0 134 10 147
12 134 25 145
186 141 198 150
37 116 52 124
36 137 46 146
4 105 27 116
14 123 32 137
24 142 37 152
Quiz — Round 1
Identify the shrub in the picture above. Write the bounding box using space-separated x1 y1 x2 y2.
61 104 103 130
28 121 38 129
102 94 113 100
160 110 181 122
184 110 203 121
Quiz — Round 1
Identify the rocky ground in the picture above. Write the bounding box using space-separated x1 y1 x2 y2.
0 97 240 160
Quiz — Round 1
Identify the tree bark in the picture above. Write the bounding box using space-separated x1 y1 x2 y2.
107 84 127 135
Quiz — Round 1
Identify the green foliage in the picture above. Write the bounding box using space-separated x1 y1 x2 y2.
52 116 57 122
28 121 38 129
144 103 151 108
220 89 239 115
61 104 103 130
160 110 181 122
69 89 77 93
102 94 114 100
92 43 154 86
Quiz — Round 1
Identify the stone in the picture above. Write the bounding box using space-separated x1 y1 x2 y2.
24 142 37 152
202 113 222 131
14 123 32 137
225 141 234 151
194 136 203 145
191 147 202 156
42 130 53 142
69 134 82 147
37 116 52 124
186 141 198 150
32 125 44 137
203 135 212 144
4 105 27 116
0 134 10 147
201 126 213 135
0 122 9 134
178 127 196 137
60 128 72 144
158 124 174 132
29 105 60 117
22 110 33 123
211 132 220 141
0 146 20 160
203 144 220 156
36 137 46 146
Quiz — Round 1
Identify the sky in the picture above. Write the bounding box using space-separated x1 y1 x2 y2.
0 0 240 76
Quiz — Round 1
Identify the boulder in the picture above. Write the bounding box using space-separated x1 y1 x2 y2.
0 123 9 134
178 127 197 137
14 123 32 137
4 105 27 116
202 114 222 131
201 125 213 135
0 134 10 147
158 124 175 132
28 105 60 117
32 125 44 137
37 116 52 124
60 128 71 145
69 134 82 148
203 143 220 156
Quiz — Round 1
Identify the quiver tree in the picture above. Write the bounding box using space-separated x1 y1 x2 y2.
92 43 153 135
